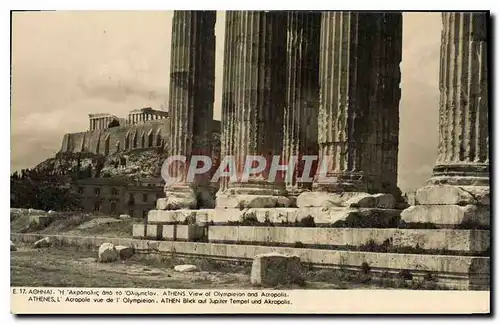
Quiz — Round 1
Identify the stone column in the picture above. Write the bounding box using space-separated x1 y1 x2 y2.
161 10 216 210
283 11 321 200
216 11 289 208
402 13 490 227
297 12 403 208
218 11 237 195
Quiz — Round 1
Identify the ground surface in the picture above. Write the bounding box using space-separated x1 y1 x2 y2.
10 245 387 290
10 209 442 290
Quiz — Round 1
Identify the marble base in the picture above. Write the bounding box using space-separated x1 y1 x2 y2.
215 194 292 208
147 206 402 228
416 185 489 205
401 204 490 227
159 186 197 210
296 191 395 209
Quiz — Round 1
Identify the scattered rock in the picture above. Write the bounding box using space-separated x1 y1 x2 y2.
174 264 198 272
372 193 396 209
10 241 16 251
250 252 304 287
33 237 52 248
29 215 53 228
119 214 131 219
28 208 46 215
77 218 122 230
345 193 376 208
48 210 56 214
98 243 118 263
115 245 134 260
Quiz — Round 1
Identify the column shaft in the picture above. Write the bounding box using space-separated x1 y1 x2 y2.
219 11 238 193
283 11 321 195
313 12 401 194
430 12 489 185
164 10 216 209
216 11 289 208
228 11 287 195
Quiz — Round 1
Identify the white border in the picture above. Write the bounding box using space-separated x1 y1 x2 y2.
3 1 498 323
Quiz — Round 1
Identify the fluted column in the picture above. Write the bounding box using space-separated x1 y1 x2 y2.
429 12 489 185
312 12 377 193
401 13 490 227
216 11 289 208
296 12 404 208
372 13 403 198
162 10 216 210
283 11 321 198
218 11 238 194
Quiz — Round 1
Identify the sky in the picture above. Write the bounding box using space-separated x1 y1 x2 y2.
10 11 442 192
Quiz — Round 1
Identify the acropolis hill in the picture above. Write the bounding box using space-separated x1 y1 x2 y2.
60 107 221 159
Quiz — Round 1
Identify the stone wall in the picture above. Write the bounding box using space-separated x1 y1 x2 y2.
61 119 221 156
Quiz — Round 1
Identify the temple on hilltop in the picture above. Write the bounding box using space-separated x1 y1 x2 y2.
57 105 221 216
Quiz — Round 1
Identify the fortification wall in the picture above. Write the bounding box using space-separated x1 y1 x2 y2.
61 119 221 156
60 120 170 155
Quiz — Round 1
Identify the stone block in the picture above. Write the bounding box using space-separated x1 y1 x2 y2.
207 227 490 252
297 191 366 208
162 224 206 241
216 194 291 208
148 209 212 224
373 193 396 209
146 224 163 240
401 205 490 227
174 264 198 272
158 191 197 210
250 253 304 287
131 224 162 240
33 237 51 248
345 193 376 208
29 215 53 228
297 191 396 209
98 243 118 263
132 224 145 239
210 207 400 227
115 245 134 260
10 241 16 251
416 185 490 205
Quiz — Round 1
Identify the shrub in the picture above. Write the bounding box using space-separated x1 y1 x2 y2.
361 262 371 274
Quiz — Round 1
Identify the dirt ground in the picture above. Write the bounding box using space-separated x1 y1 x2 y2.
10 245 385 290
10 210 442 290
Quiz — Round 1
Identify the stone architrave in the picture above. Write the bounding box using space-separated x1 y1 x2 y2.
402 13 489 226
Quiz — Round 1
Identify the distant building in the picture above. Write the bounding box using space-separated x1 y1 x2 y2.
60 106 221 156
74 177 164 218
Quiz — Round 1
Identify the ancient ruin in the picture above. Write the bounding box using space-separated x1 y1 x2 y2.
11 11 490 291
130 11 491 290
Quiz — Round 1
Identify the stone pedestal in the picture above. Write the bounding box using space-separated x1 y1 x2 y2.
402 13 489 227
215 11 290 208
297 12 403 206
163 11 216 210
